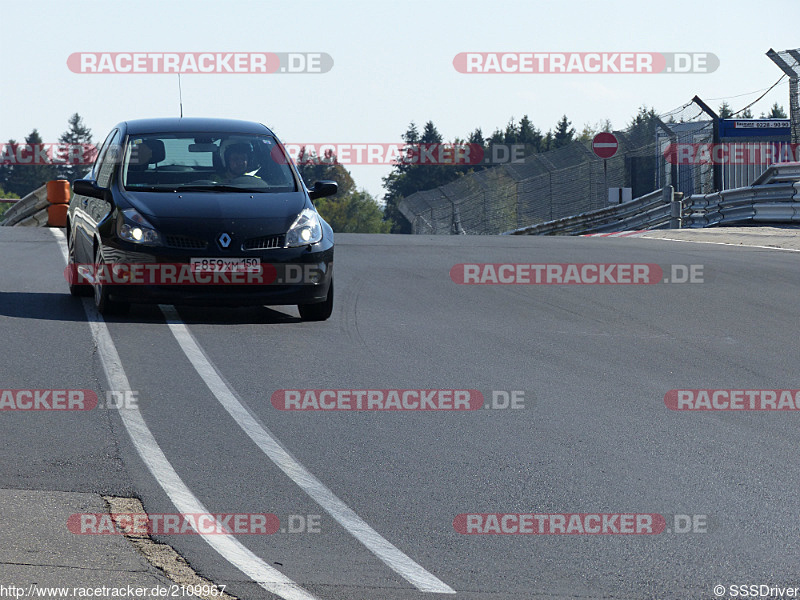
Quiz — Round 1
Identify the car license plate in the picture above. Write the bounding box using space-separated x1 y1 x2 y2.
190 257 261 272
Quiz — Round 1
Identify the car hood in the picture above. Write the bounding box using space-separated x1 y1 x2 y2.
120 189 307 220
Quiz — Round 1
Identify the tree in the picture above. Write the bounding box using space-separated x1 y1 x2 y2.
467 127 485 146
517 115 543 153
295 146 355 199
577 119 612 142
719 102 733 119
738 107 754 118
550 115 575 150
58 113 95 182
3 130 59 197
316 189 390 233
382 121 465 233
626 106 659 148
502 118 522 144
760 103 787 119
382 122 420 233
293 146 388 232
541 131 554 152
0 138 16 193
625 106 660 196
0 186 20 220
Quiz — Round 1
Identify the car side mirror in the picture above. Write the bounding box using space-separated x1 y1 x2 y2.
73 179 105 200
308 180 337 200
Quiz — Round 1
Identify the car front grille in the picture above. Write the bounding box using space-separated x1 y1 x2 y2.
242 234 285 250
165 234 208 250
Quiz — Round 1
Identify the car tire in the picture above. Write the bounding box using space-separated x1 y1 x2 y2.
68 234 92 297
93 245 130 316
298 279 333 321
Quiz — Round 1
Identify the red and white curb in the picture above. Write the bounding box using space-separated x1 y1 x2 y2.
581 230 649 238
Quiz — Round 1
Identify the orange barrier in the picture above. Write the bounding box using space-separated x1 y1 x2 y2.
47 203 68 227
46 180 70 205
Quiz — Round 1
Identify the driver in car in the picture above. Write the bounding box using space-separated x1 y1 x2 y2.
215 142 256 182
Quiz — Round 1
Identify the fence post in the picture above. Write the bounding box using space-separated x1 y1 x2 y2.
665 185 681 229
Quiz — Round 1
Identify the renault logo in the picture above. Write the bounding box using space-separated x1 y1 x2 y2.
218 233 232 248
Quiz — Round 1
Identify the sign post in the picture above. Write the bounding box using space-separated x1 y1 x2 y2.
593 132 619 200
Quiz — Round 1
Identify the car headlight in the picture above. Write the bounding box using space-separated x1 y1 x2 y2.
286 208 322 247
118 208 161 245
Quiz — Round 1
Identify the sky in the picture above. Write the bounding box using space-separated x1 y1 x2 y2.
2 0 798 200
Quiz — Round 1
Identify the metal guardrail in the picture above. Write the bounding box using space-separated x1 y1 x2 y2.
750 161 800 185
684 181 799 227
505 162 800 235
503 187 686 235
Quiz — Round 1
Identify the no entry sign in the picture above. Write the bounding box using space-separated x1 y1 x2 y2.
592 132 619 159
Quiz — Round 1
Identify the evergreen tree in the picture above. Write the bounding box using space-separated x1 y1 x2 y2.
503 118 519 143
517 115 543 153
0 139 16 193
551 115 575 149
382 121 464 233
719 102 733 119
58 113 95 182
467 128 485 146
627 106 659 148
382 122 420 233
542 131 554 152
760 103 788 119
4 130 59 197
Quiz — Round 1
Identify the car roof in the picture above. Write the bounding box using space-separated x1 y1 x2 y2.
120 117 274 136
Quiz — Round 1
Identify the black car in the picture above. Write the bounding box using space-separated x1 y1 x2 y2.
66 117 337 320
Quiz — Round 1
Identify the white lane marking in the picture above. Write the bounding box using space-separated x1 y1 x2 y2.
50 229 320 600
159 305 456 594
640 234 800 252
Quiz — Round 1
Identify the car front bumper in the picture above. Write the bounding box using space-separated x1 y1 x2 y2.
97 241 333 306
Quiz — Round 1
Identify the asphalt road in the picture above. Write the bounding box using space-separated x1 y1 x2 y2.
1 227 799 600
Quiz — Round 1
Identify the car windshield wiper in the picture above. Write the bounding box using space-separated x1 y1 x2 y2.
124 185 178 192
173 185 267 193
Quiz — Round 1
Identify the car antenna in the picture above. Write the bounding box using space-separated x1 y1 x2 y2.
178 73 184 118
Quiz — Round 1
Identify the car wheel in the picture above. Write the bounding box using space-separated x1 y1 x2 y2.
68 234 92 297
298 279 333 321
93 245 130 315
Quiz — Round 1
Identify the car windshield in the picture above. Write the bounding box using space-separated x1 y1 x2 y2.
121 133 297 193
